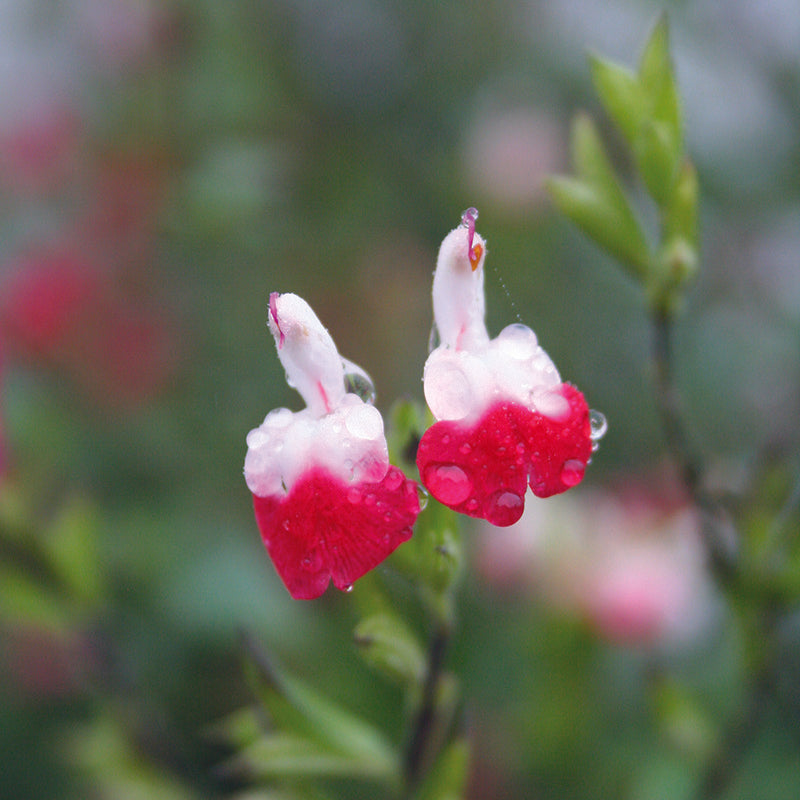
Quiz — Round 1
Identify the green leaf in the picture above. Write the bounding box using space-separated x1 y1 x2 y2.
44 493 104 605
353 612 426 687
390 497 462 600
229 732 390 782
0 565 72 630
206 706 266 749
663 160 699 247
589 54 644 144
638 15 682 155
415 736 470 800
567 113 652 276
633 119 680 206
548 173 651 281
243 643 398 779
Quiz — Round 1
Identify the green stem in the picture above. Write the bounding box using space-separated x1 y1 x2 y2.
402 618 451 798
651 310 737 586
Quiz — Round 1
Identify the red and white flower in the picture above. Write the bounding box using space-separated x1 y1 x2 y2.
417 209 597 526
244 293 420 600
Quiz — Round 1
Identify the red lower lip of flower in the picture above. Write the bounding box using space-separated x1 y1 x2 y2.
252 465 420 600
417 385 592 526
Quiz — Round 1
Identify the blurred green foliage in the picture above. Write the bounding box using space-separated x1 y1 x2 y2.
0 2 799 799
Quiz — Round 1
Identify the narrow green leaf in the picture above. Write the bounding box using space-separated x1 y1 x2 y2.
638 15 682 151
0 565 72 629
231 733 391 782
567 114 652 276
206 706 265 749
243 645 398 775
354 612 426 687
547 174 650 280
390 497 462 597
589 54 643 144
633 119 680 206
663 160 699 246
45 493 104 605
415 736 470 800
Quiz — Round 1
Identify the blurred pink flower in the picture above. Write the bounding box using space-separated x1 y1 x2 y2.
0 242 178 409
0 102 81 193
475 482 715 646
244 293 420 600
73 0 163 70
462 108 566 212
0 248 101 360
417 209 595 526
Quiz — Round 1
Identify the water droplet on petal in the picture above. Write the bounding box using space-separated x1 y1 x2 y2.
341 357 376 404
281 519 291 531
301 550 323 571
416 484 430 510
560 459 585 487
459 442 472 455
364 493 377 506
497 323 538 358
484 490 524 526
589 409 608 442
423 463 473 505
347 487 362 504
383 468 403 491
343 584 354 593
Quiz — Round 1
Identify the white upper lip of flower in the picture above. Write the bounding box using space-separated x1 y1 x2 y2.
245 292 389 498
268 292 346 418
424 220 562 423
432 224 489 352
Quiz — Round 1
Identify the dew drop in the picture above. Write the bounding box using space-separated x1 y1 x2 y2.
560 459 585 487
459 442 472 455
281 519 291 531
423 463 473 505
460 207 479 227
347 487 362 504
416 484 430 511
364 493 377 506
484 490 524 526
497 323 537 358
301 550 323 571
383 468 403 491
343 584 354 593
342 357 376 404
589 409 608 442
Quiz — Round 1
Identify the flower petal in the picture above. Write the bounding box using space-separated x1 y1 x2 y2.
253 465 419 599
417 385 591 526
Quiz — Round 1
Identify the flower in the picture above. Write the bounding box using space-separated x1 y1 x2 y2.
474 483 716 647
244 293 420 600
416 209 598 526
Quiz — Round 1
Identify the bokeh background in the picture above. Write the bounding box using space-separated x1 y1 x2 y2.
1 1 798 798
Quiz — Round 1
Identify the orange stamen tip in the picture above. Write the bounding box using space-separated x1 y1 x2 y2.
469 243 483 271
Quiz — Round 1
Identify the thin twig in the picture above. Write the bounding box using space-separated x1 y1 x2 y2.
650 311 737 585
402 620 451 798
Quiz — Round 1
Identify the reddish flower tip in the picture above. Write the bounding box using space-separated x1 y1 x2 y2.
268 292 284 348
253 466 420 599
417 385 592 526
